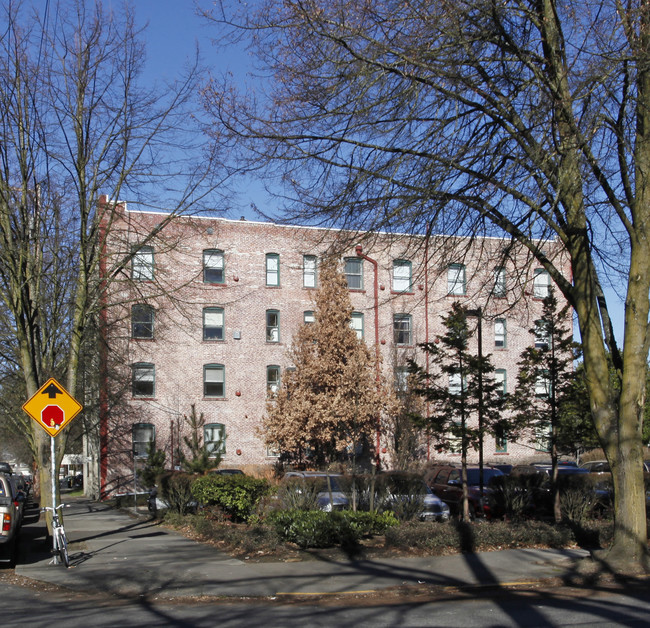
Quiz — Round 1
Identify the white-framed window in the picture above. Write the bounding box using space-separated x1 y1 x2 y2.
395 366 409 394
535 423 551 452
535 372 551 397
267 365 281 395
495 427 508 453
303 255 317 288
449 371 467 396
494 318 506 348
493 267 506 297
393 259 412 292
266 309 280 342
304 310 315 324
204 423 226 456
132 423 155 458
203 249 225 284
132 246 154 281
204 364 225 398
535 319 550 349
132 363 155 398
494 369 507 396
447 263 466 295
203 307 225 341
393 314 412 345
344 257 363 290
350 311 364 339
447 420 463 454
533 268 550 298
131 304 154 339
266 253 280 286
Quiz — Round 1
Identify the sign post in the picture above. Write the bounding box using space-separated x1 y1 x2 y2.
22 378 83 540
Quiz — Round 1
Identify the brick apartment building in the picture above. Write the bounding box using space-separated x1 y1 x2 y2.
98 202 570 497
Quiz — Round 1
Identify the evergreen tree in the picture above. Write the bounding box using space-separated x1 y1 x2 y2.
409 302 504 520
509 288 576 521
179 405 218 474
138 440 167 489
264 258 395 468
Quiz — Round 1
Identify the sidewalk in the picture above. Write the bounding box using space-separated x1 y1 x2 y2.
15 497 591 600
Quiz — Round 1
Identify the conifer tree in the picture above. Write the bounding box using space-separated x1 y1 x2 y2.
409 302 504 520
264 258 394 468
508 288 576 521
179 404 217 474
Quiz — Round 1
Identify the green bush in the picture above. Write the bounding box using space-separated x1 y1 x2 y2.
266 509 398 548
385 519 575 553
159 472 196 515
191 474 273 522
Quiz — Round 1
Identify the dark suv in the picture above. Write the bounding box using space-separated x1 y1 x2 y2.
425 464 504 518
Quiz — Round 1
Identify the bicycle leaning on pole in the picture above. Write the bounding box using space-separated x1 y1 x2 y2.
41 503 70 568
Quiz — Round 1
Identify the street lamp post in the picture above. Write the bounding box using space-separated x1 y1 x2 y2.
466 307 484 507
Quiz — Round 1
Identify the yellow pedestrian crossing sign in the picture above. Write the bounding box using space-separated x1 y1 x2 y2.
22 378 83 437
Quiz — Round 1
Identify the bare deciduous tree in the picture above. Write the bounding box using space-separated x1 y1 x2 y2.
203 0 650 571
0 0 222 521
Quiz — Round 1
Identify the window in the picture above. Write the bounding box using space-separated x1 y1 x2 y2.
350 312 364 339
266 309 280 342
132 246 154 281
395 366 409 394
495 369 507 396
266 253 280 286
494 318 506 348
204 423 226 456
204 364 225 398
267 365 281 395
447 420 462 454
393 260 412 292
449 372 466 396
203 249 224 284
535 319 550 348
447 263 466 295
533 269 550 298
393 314 412 345
132 363 155 398
203 307 225 341
344 257 363 290
493 267 506 297
495 426 508 453
304 311 315 324
132 423 155 458
303 255 317 288
131 304 154 339
535 372 551 397
535 424 551 452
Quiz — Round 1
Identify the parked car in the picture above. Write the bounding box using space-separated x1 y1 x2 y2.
209 468 245 476
376 471 450 522
281 472 349 511
0 472 25 565
424 464 505 518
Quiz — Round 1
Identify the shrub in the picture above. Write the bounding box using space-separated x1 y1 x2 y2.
384 520 575 553
276 477 321 511
266 509 398 548
191 474 273 522
159 472 195 515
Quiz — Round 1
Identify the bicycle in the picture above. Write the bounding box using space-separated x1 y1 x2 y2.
41 503 69 567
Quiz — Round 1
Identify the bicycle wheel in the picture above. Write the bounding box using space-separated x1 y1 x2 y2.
56 527 69 568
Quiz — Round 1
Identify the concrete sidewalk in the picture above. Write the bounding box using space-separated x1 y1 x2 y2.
15 497 591 600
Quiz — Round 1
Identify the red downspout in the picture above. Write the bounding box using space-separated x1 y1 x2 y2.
424 223 432 460
355 244 381 467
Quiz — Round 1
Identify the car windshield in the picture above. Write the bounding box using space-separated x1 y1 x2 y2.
290 475 342 492
465 468 503 485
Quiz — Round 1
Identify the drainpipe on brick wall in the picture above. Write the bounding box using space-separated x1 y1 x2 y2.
355 244 381 468
424 223 432 460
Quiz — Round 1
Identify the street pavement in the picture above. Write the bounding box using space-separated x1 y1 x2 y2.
15 497 593 600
